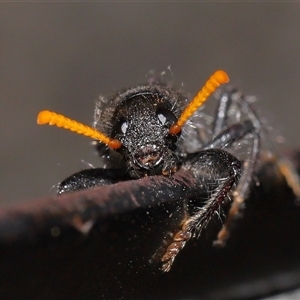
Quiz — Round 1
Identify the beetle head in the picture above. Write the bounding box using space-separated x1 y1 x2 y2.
111 92 179 177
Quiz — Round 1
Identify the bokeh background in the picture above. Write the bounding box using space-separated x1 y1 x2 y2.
1 3 300 204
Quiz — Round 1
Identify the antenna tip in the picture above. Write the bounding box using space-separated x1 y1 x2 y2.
37 110 52 125
214 70 230 84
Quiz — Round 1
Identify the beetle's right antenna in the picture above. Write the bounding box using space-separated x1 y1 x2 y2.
169 70 229 135
37 110 122 150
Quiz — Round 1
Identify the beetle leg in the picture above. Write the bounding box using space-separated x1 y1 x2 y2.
57 168 129 195
161 167 240 272
214 131 260 246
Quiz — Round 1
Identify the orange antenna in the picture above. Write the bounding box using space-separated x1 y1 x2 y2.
37 110 122 150
169 70 229 135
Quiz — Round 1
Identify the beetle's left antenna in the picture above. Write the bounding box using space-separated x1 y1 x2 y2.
37 110 122 150
169 70 229 135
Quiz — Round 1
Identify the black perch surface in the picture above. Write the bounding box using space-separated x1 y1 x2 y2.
1 152 300 299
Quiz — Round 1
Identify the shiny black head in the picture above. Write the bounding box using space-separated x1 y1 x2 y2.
95 85 187 178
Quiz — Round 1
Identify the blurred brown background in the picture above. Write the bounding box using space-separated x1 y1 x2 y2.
1 3 300 204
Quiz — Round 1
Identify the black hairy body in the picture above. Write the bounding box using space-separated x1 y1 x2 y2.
55 76 262 271
93 84 188 178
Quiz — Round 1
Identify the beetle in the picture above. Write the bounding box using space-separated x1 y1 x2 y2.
37 70 270 271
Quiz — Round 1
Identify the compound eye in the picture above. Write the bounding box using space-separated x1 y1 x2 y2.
112 118 128 137
156 107 177 126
